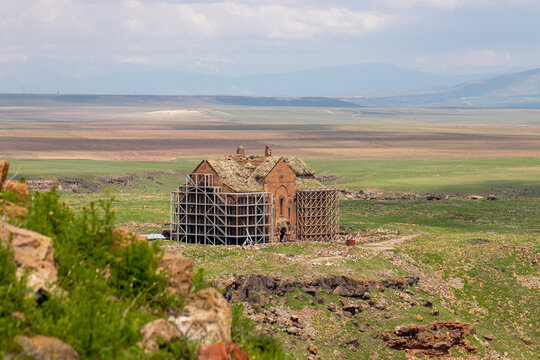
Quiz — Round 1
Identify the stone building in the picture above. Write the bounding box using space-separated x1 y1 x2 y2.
170 146 338 245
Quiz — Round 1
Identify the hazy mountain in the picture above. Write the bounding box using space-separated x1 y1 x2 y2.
0 62 486 97
377 67 540 108
2 63 539 107
0 93 361 108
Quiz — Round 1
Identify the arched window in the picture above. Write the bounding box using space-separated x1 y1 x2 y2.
280 197 284 216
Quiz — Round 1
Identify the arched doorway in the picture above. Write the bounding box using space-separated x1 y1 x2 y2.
280 227 287 242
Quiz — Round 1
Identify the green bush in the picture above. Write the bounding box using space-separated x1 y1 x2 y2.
231 305 291 360
109 239 169 306
0 240 30 354
190 268 211 294
21 189 172 357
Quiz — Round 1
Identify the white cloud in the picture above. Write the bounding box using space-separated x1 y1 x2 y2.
115 56 152 65
0 0 537 76
118 2 389 40
391 0 464 9
0 54 28 62
381 0 535 10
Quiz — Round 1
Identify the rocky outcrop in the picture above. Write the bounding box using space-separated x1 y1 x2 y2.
197 342 249 360
158 253 194 298
169 287 232 344
217 274 419 302
1 199 28 219
17 335 80 360
382 321 477 356
138 319 182 353
0 220 57 291
3 181 30 203
0 160 8 190
339 189 450 201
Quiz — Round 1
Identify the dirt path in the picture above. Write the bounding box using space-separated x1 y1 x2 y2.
360 234 418 252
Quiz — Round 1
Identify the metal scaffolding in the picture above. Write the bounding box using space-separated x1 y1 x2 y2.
170 173 273 245
296 188 339 241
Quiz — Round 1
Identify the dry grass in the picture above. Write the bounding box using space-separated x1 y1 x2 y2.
1 105 540 161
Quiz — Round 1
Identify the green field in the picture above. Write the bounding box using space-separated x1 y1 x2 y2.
9 156 539 195
7 156 539 235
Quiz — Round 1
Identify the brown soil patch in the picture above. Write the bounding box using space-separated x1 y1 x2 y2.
1 106 539 160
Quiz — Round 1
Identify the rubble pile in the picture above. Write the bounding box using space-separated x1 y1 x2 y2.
382 321 477 356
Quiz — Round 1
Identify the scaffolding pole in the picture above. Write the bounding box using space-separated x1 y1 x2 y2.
171 173 273 245
296 188 339 241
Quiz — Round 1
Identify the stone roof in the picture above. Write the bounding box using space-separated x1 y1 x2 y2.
201 155 316 193
207 159 263 192
251 157 314 178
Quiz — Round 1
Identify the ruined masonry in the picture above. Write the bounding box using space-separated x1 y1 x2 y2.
170 146 339 245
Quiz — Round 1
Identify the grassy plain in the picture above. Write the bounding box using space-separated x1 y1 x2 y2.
5 156 540 234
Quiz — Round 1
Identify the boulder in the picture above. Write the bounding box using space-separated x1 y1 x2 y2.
197 342 248 360
467 195 484 200
157 253 194 297
3 181 29 203
17 335 80 360
169 288 232 344
1 200 28 219
332 285 350 296
0 160 8 191
0 220 57 291
372 298 388 310
138 319 182 353
340 298 363 316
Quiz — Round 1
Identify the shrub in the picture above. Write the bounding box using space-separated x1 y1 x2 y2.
191 268 211 294
109 239 169 306
0 240 30 354
231 304 291 360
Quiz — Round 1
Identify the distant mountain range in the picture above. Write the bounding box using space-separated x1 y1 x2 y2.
370 67 540 108
1 63 539 108
0 62 496 96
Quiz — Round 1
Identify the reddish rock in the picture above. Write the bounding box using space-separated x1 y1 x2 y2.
1 200 28 219
158 253 194 298
4 181 29 203
197 342 248 360
467 195 484 200
0 160 8 191
0 220 57 291
17 335 80 360
382 321 477 356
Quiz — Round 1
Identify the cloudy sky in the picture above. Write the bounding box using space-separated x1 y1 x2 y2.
1 0 539 78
